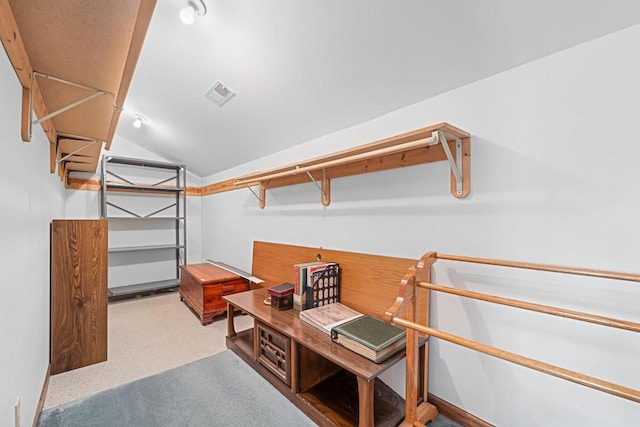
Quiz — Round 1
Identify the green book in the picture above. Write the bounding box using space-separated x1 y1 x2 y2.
331 315 406 363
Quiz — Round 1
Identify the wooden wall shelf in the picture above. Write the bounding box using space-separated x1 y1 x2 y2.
202 122 471 207
0 0 156 179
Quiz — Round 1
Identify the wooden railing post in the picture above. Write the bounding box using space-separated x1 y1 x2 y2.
413 252 439 423
386 251 439 426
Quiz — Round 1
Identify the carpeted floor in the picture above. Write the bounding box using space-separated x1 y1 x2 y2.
39 350 316 427
42 292 460 426
44 292 254 409
40 349 460 427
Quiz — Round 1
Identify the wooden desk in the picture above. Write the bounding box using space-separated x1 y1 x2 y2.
224 288 422 427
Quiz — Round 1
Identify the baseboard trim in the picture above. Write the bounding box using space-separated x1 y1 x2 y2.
32 364 51 427
428 393 493 427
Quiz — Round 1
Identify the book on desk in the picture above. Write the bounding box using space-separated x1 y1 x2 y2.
299 302 362 334
331 314 406 363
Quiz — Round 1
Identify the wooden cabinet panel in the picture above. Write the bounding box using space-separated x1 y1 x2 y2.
256 321 291 386
50 219 108 375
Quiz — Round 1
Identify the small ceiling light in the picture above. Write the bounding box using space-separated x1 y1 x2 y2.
133 114 147 128
180 0 207 25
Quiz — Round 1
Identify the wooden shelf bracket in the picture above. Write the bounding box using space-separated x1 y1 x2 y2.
243 168 331 209
305 168 331 206
55 138 103 165
244 184 266 209
26 72 114 142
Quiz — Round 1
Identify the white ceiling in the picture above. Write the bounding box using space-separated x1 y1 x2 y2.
115 0 640 178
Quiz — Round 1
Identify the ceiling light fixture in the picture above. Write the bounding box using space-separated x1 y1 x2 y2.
132 113 147 128
180 0 207 25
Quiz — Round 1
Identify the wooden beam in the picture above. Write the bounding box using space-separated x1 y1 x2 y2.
201 178 240 196
65 178 101 191
21 86 30 141
64 177 202 196
259 184 265 209
50 141 56 174
104 0 156 150
0 0 32 88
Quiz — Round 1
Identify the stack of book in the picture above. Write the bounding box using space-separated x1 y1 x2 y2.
330 315 406 363
299 302 362 334
299 303 407 363
293 261 340 310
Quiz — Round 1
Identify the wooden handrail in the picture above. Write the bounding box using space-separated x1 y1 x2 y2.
387 252 640 426
390 317 640 404
435 253 640 283
417 281 640 333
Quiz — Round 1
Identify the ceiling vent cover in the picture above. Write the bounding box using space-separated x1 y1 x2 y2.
205 80 235 107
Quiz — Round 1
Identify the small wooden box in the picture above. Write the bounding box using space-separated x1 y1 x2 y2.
267 283 294 310
180 263 249 325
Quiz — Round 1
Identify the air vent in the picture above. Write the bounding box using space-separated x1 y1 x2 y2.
205 80 235 107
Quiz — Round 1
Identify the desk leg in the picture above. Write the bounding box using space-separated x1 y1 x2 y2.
356 376 375 427
226 302 236 338
290 340 298 393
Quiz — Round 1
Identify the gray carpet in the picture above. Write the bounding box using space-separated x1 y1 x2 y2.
39 350 316 427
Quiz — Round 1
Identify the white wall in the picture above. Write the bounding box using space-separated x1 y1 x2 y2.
200 24 640 426
65 135 204 266
0 52 66 425
0 43 203 427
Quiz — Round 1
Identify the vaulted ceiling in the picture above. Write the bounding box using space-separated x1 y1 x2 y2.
6 1 640 179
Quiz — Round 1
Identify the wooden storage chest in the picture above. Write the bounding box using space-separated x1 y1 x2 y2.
180 263 249 325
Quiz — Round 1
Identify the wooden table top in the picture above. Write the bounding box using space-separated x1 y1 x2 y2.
224 288 412 380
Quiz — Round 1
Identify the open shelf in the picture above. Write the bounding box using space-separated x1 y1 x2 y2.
101 155 187 299
0 1 155 179
108 244 185 253
300 370 405 427
202 122 471 207
106 183 185 194
107 278 180 299
106 216 186 220
227 328 255 360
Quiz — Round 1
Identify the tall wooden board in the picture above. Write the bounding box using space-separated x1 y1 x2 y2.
50 219 108 374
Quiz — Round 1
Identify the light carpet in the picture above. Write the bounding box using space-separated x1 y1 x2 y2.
45 292 254 409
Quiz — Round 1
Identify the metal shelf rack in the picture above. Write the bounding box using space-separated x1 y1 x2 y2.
100 155 187 300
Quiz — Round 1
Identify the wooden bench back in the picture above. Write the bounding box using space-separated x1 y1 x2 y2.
251 241 420 319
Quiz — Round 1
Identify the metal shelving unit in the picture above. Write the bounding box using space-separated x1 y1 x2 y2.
100 155 187 300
